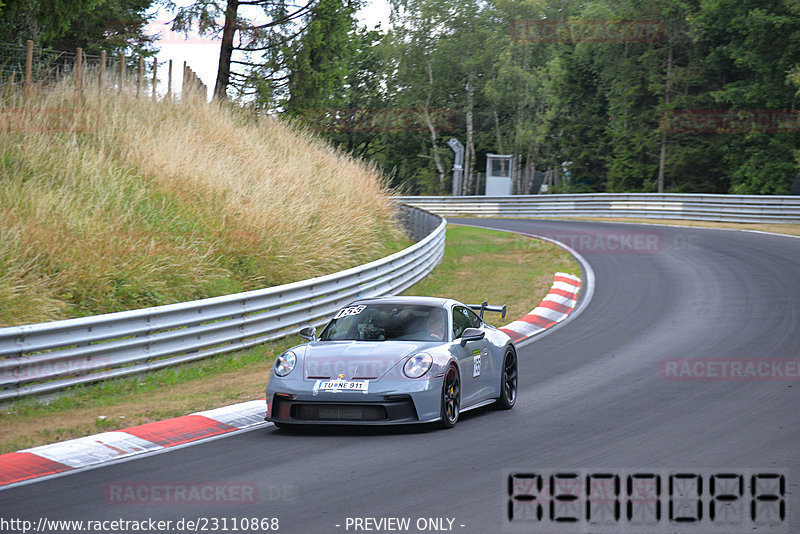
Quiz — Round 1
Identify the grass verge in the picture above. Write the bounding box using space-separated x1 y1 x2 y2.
402 224 581 326
0 224 579 454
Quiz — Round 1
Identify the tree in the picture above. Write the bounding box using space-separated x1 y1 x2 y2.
156 0 800 194
284 0 361 114
689 0 800 193
168 0 318 100
0 0 157 56
385 0 455 193
487 0 567 194
374 0 800 194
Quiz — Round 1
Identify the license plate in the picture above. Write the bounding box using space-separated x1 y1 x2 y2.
313 379 369 394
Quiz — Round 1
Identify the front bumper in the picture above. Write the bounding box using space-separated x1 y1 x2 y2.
265 377 443 425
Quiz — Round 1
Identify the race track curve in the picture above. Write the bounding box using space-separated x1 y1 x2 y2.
1 219 798 534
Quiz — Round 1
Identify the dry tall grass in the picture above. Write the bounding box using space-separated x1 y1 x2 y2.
0 81 405 326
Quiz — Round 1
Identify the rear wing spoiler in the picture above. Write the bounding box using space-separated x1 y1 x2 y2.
468 301 507 319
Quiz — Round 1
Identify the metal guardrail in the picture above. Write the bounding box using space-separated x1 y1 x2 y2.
0 205 445 401
395 193 800 224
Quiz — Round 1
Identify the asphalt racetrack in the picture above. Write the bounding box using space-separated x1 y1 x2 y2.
2 219 798 534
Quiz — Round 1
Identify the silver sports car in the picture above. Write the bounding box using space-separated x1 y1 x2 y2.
264 296 517 429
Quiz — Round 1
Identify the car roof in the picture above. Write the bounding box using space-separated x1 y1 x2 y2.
350 295 456 308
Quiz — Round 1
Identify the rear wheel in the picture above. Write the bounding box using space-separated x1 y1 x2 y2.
440 365 460 428
495 347 517 410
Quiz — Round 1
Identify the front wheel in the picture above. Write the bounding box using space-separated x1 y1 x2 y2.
439 365 460 428
495 347 517 410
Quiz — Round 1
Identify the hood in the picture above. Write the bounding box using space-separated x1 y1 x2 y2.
302 341 434 380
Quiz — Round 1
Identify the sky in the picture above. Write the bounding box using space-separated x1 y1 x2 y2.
147 0 391 98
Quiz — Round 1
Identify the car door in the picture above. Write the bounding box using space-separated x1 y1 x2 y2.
465 307 496 400
451 305 492 408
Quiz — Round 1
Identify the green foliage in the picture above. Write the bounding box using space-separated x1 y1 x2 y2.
168 0 798 195
361 0 800 194
8 0 797 194
687 0 800 193
0 0 157 56
285 0 360 114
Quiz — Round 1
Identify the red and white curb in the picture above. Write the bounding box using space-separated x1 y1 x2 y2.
0 273 582 489
0 399 266 488
500 272 581 343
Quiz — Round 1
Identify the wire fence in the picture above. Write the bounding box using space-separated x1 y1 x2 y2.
0 42 82 88
0 40 207 102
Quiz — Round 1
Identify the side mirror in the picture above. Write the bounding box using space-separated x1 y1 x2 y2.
299 326 316 341
459 327 485 346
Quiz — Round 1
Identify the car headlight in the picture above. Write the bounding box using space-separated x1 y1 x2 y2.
403 353 432 378
274 351 297 377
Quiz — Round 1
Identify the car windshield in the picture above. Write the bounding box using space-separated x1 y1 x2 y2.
319 304 447 342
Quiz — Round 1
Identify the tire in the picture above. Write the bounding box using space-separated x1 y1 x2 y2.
272 421 297 431
495 347 517 410
439 365 460 428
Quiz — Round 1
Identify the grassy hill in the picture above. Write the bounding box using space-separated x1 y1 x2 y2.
0 86 405 326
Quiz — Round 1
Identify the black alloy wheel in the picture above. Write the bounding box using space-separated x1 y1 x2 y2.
440 365 460 428
495 348 517 410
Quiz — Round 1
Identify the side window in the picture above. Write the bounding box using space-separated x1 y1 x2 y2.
452 306 472 339
466 309 483 328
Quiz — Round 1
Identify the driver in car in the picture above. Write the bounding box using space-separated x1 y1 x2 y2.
425 312 445 342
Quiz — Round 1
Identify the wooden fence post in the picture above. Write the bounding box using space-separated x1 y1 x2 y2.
75 47 83 102
137 56 143 97
167 59 173 100
152 58 157 99
99 50 106 94
24 40 33 100
118 53 125 93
